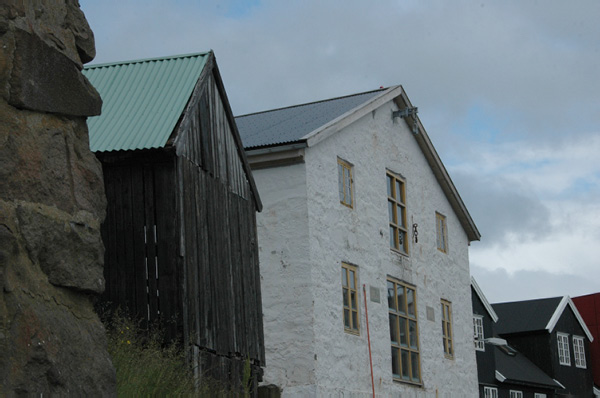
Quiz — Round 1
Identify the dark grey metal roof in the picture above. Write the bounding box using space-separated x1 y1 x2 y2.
493 297 563 335
495 345 562 389
235 88 386 149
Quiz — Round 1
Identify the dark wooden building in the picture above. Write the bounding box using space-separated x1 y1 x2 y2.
83 52 265 392
472 278 562 398
493 295 594 398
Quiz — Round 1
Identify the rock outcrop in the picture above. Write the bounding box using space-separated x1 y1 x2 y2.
0 1 116 395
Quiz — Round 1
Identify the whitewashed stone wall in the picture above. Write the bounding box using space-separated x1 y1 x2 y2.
253 100 478 397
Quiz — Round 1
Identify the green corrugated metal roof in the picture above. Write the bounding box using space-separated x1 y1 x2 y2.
83 52 210 152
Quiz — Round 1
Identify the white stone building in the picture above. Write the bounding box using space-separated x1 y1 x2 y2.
235 86 481 397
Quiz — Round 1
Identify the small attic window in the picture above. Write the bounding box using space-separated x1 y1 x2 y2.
338 158 354 208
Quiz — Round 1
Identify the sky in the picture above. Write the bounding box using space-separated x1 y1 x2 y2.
79 0 600 304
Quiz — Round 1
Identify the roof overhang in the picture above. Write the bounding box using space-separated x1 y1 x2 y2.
546 296 594 341
393 88 480 242
303 86 406 147
472 277 499 322
245 143 307 169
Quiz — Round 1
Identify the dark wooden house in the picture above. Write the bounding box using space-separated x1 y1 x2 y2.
83 52 265 392
472 278 563 398
493 295 594 398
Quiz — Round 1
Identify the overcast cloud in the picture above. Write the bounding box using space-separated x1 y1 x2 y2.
80 0 600 303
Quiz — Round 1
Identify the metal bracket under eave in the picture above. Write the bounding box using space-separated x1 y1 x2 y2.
392 107 419 134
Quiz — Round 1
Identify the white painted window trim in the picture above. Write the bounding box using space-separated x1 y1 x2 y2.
534 394 547 398
557 332 571 366
572 335 586 368
473 315 485 351
484 386 498 398
510 390 523 398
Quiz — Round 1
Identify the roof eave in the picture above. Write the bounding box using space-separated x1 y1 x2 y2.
393 90 481 242
304 86 404 147
472 277 499 322
545 296 594 341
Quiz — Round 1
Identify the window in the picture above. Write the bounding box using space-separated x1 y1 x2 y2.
534 394 547 398
557 333 571 366
341 263 359 334
387 171 408 254
436 212 448 253
441 299 453 358
473 316 485 351
484 387 498 398
510 391 523 398
573 335 586 368
388 278 420 383
338 158 353 208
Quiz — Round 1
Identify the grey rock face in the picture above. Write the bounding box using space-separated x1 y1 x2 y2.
0 1 116 396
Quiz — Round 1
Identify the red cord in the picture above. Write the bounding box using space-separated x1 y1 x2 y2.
363 284 375 397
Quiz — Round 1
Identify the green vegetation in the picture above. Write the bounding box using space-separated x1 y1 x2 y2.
105 314 241 397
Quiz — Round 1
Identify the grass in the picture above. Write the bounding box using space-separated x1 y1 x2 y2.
105 313 242 397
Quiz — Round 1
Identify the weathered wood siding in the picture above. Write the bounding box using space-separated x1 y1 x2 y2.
175 68 265 366
98 56 264 394
100 157 182 340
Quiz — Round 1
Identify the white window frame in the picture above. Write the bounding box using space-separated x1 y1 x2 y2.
510 391 523 398
534 394 547 398
573 335 586 368
473 315 485 351
484 386 498 398
557 332 571 366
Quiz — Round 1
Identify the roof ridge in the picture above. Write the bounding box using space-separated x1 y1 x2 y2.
235 87 389 118
85 51 211 69
492 296 563 306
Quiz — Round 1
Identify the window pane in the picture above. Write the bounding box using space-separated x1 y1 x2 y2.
345 170 351 204
398 230 406 252
407 288 415 316
410 351 420 382
344 309 350 328
396 181 403 202
396 285 406 314
352 311 358 330
387 175 393 197
350 290 357 309
401 350 410 380
443 337 447 353
388 201 394 223
391 347 400 377
387 281 395 309
399 317 407 346
409 320 418 348
389 226 396 248
342 268 347 286
389 314 398 343
343 288 349 306
349 270 355 289
397 205 404 226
